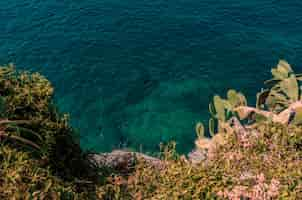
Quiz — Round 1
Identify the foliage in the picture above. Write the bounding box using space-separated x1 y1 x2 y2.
0 145 88 199
0 64 100 199
99 121 302 199
261 60 302 112
1 61 302 199
208 89 247 136
99 60 302 199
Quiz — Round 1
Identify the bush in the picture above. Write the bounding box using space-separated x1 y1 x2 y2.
99 61 302 199
0 64 99 199
1 61 301 199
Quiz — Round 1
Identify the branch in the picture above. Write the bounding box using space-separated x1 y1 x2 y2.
234 101 302 125
0 132 41 150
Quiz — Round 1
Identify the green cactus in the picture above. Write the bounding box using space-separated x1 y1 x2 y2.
292 107 302 125
256 89 269 109
195 122 205 139
208 118 215 137
280 75 299 101
269 60 293 81
227 89 247 108
296 73 302 81
207 89 247 136
262 60 301 112
207 95 226 136
213 95 226 121
209 102 216 117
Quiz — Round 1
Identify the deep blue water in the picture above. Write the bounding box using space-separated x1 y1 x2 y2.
1 0 302 153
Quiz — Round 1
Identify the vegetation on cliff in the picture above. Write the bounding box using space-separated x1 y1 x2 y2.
99 60 302 199
0 60 301 199
0 64 99 199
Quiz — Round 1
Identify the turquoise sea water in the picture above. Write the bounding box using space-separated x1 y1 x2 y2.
1 1 302 153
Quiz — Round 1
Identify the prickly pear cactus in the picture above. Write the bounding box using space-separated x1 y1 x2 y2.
208 118 215 137
227 89 247 108
293 107 302 125
212 95 226 121
270 60 293 80
205 89 247 136
261 60 301 113
195 122 205 139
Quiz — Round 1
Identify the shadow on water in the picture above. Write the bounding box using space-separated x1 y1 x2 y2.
98 71 160 149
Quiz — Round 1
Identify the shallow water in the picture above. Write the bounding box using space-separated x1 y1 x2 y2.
1 0 302 153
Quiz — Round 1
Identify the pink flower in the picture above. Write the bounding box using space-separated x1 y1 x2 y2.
267 179 280 198
239 171 254 181
256 173 265 184
217 174 280 200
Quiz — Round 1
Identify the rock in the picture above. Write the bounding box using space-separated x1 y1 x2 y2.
89 150 165 173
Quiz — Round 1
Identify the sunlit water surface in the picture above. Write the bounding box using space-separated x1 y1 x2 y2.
1 0 302 153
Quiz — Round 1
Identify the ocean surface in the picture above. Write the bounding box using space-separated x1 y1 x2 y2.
1 0 302 153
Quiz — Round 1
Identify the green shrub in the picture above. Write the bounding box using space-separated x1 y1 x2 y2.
1 61 301 199
0 64 99 199
99 61 302 200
